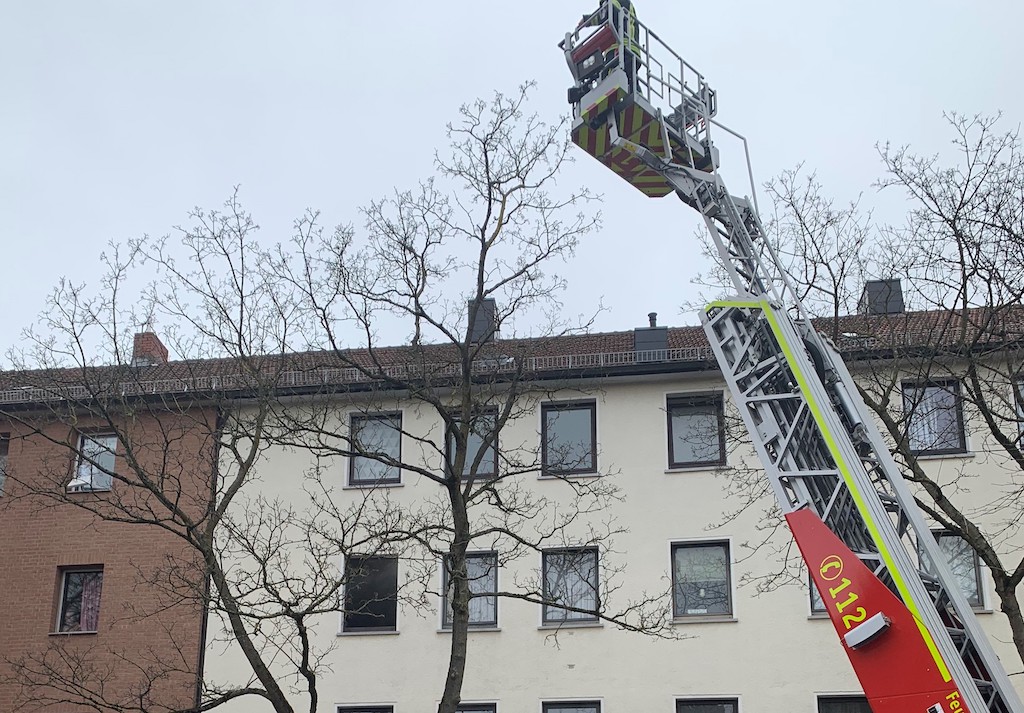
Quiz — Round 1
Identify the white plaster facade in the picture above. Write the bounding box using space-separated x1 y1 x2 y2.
201 359 1024 713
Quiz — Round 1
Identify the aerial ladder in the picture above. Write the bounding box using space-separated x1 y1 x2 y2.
560 7 1024 713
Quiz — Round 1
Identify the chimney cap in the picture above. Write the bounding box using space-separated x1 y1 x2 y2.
858 279 905 316
648 312 658 327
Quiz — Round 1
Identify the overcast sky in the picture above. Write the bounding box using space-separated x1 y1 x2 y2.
2 1 1022 359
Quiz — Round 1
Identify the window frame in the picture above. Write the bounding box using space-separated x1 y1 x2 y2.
816 695 871 713
342 554 399 633
666 393 726 468
336 708 394 713
675 698 740 713
933 530 985 608
540 401 598 477
902 379 967 456
441 551 499 630
0 432 9 496
70 432 117 493
542 702 601 713
541 546 600 625
56 567 104 634
456 705 497 713
671 540 734 619
446 408 499 480
809 571 827 615
347 412 403 487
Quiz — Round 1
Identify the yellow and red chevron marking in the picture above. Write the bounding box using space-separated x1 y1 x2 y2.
580 86 626 124
572 121 674 198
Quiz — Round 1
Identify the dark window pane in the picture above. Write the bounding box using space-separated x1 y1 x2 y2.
337 708 394 713
350 415 401 484
0 434 8 495
343 556 398 631
457 706 497 713
672 542 732 617
676 700 738 713
818 696 871 713
542 403 596 474
668 396 724 467
447 411 498 478
903 382 965 454
543 548 599 622
443 552 498 628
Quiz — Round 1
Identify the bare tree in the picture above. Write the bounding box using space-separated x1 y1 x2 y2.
267 83 677 713
697 113 1024 670
0 85 676 713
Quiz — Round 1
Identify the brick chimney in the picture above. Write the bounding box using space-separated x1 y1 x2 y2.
132 332 169 367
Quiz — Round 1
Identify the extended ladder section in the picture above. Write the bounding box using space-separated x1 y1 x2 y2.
562 10 1022 713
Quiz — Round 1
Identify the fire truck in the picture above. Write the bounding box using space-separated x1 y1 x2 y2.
560 7 1024 713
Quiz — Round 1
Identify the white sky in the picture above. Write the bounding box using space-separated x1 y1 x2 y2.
2 1 1022 357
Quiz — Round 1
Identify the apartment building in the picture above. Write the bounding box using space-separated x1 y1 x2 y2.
198 300 1024 713
3 297 1022 713
0 334 216 712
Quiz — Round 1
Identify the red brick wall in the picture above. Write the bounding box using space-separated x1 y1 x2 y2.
0 408 217 712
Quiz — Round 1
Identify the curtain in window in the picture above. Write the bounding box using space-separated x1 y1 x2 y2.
80 571 103 631
676 702 737 713
444 554 497 627
673 544 731 616
544 705 599 713
905 385 959 451
351 416 401 483
544 550 598 621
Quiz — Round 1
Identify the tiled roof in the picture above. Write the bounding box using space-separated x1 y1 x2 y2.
1 306 1022 407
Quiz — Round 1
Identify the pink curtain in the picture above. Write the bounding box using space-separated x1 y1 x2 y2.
80 572 103 631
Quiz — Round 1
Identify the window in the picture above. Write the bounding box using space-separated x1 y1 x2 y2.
672 541 732 617
343 555 398 632
543 703 600 713
541 401 597 475
903 381 966 455
442 552 498 629
446 410 498 479
337 708 393 713
57 568 103 633
69 433 116 492
809 572 827 614
817 696 871 713
349 413 402 485
676 699 739 713
923 532 983 607
457 706 497 713
0 433 8 495
542 548 599 624
667 394 725 467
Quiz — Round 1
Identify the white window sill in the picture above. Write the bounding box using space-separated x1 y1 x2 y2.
911 451 975 462
342 482 404 490
671 615 737 625
807 612 829 620
538 621 603 630
66 488 112 494
537 472 600 480
665 464 728 474
437 627 501 634
336 629 400 637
